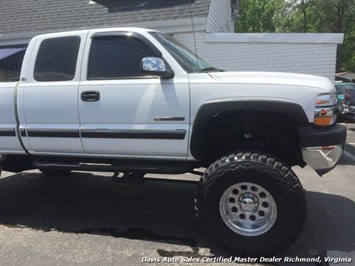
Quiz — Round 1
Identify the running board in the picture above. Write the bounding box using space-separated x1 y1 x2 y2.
33 160 199 184
33 160 196 175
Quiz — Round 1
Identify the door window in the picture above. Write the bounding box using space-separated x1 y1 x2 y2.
34 36 80 81
88 36 155 80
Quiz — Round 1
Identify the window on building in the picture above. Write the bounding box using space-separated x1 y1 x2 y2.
34 36 80 82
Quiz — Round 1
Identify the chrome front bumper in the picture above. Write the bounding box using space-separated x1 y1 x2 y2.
302 145 344 176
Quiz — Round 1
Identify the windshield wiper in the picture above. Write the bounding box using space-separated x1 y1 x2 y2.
198 67 224 73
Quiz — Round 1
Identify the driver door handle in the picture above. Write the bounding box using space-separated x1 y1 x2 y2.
81 91 100 102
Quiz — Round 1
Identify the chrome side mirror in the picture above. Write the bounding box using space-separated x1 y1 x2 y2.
140 57 174 79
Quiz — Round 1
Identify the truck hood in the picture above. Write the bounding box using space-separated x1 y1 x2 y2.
205 71 335 93
188 71 336 123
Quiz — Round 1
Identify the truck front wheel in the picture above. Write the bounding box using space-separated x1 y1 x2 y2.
196 152 306 255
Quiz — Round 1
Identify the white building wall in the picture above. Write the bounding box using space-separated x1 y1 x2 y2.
174 31 343 81
206 0 234 33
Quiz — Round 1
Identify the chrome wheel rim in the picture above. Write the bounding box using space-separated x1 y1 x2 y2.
219 182 277 236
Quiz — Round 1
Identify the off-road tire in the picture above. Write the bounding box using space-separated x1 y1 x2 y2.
195 152 306 256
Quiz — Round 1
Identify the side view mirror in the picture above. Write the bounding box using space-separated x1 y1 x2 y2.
140 57 175 79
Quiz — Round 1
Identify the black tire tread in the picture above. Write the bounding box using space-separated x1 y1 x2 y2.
195 151 306 255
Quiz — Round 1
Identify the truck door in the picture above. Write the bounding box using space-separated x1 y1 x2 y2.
18 32 88 154
78 31 190 159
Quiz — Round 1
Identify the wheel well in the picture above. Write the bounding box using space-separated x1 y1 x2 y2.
1 155 34 173
198 110 304 166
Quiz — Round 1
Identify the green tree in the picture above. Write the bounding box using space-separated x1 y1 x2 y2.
280 0 309 32
235 0 355 72
305 0 355 71
236 0 285 33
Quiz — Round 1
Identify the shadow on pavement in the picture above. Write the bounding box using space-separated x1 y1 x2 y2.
280 190 355 257
335 150 355 165
0 171 354 258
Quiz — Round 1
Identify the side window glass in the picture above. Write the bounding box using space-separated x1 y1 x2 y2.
34 36 80 81
88 36 154 80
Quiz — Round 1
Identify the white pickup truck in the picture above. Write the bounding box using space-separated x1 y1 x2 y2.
0 27 346 255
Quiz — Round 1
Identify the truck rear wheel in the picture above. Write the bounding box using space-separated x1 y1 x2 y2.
195 152 306 256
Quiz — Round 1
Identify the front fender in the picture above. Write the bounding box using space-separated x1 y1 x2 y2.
190 100 309 160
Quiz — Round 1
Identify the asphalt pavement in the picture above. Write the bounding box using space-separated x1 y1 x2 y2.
0 123 354 266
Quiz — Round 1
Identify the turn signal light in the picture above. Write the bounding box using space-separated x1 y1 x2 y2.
314 116 333 126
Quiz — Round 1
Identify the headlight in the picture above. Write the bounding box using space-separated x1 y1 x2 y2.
314 93 337 126
316 93 338 107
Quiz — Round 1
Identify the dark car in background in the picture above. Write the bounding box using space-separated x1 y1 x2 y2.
335 83 355 122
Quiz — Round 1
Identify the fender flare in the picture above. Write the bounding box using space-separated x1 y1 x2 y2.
190 100 310 160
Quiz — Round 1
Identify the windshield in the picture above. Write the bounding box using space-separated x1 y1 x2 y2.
150 32 222 73
335 83 355 94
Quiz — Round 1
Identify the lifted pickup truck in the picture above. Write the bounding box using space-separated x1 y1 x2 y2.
0 27 346 255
